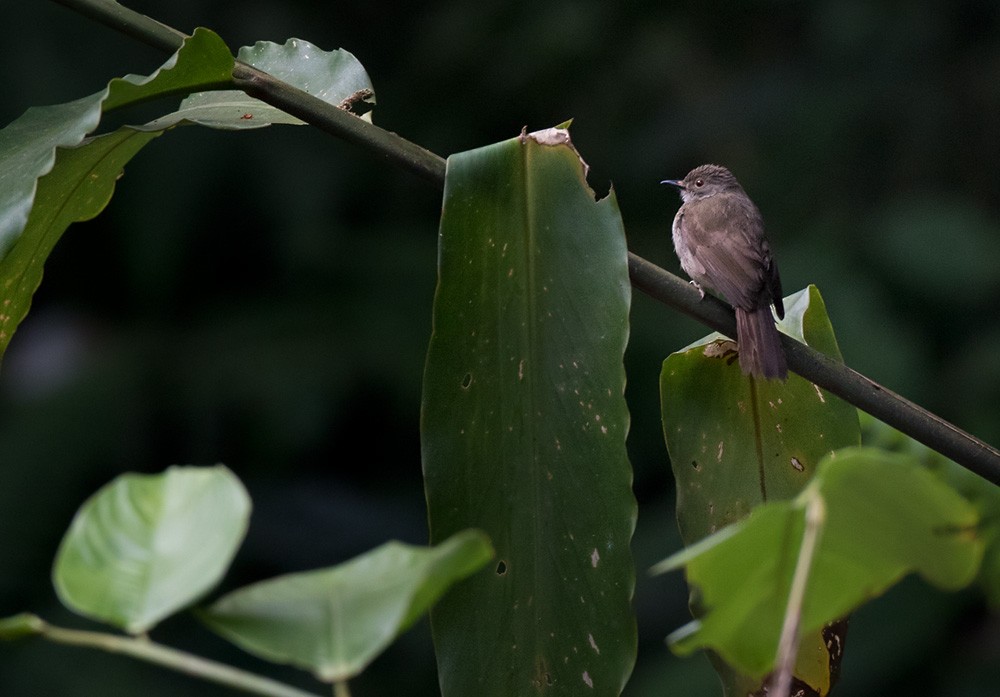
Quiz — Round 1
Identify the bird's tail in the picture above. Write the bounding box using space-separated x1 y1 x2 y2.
735 305 787 380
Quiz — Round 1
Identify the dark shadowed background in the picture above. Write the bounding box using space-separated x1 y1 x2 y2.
2 1 999 695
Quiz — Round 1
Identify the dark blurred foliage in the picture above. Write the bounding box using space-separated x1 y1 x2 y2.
2 1 1000 695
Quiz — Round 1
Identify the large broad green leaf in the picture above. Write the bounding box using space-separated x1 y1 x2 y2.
199 530 492 682
660 285 860 695
422 127 635 696
654 447 983 678
0 29 376 361
53 465 251 634
662 285 860 541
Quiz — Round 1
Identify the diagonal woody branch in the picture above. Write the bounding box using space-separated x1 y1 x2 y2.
229 63 445 184
48 0 1000 487
50 0 447 183
626 255 1000 485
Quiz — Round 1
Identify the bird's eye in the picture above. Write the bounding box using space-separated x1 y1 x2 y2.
694 178 704 187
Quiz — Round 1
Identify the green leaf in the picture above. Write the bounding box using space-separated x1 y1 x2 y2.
0 28 234 358
0 128 160 357
659 285 859 694
199 530 492 682
0 29 374 362
144 39 375 131
422 126 636 696
861 412 1000 607
655 447 983 678
139 90 303 130
661 284 860 543
101 28 234 112
53 465 251 634
0 28 232 259
239 39 374 112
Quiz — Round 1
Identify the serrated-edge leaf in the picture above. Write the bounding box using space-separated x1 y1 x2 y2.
0 127 160 357
0 28 233 259
101 28 234 112
422 126 636 697
150 39 378 132
238 39 375 110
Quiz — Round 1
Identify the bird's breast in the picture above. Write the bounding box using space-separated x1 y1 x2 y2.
671 209 708 283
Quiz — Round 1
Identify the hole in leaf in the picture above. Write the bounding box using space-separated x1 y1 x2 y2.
496 560 507 575
461 373 473 389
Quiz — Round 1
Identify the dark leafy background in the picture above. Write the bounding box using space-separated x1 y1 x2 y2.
2 1 999 695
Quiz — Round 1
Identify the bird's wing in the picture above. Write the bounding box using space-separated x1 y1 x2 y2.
679 194 767 310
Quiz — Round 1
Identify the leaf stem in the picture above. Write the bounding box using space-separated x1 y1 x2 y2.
47 0 1000 487
333 681 352 697
33 618 322 697
769 493 826 697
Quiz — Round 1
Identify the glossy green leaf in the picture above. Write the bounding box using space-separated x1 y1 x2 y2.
53 465 251 634
660 285 859 694
422 127 635 696
101 28 234 112
139 89 302 130
0 128 160 358
0 28 233 358
654 447 983 678
662 285 860 542
199 530 493 682
0 29 376 362
144 39 375 131
0 28 232 260
239 39 374 112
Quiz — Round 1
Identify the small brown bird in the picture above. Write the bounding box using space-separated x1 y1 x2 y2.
662 164 787 380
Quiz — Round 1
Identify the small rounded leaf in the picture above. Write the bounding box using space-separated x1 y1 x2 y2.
53 465 251 634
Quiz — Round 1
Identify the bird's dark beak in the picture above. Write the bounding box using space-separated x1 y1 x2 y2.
660 179 684 189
